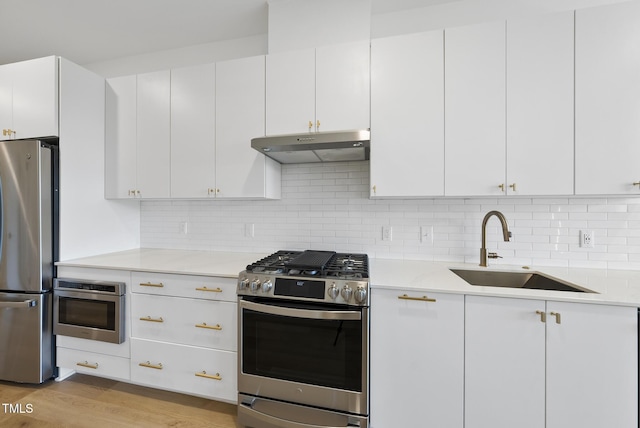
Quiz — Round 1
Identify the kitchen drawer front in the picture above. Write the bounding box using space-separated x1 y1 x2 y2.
131 271 236 302
131 294 236 351
130 338 236 402
57 347 130 381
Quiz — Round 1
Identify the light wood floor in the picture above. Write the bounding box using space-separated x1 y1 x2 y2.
0 374 238 427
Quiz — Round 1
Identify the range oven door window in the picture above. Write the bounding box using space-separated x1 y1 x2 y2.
241 298 365 392
58 297 116 331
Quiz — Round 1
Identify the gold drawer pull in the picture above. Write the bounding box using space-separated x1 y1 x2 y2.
550 311 562 324
195 323 222 330
140 282 164 288
195 371 221 381
77 361 98 369
196 286 223 293
140 316 164 323
139 361 163 370
398 294 436 302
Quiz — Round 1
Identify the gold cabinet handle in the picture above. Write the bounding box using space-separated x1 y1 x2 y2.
536 310 546 323
308 120 313 130
77 361 98 369
195 371 221 381
139 361 163 370
634 182 640 187
498 183 505 192
372 185 377 195
195 286 223 293
195 323 222 330
550 311 561 324
140 316 164 323
207 188 215 195
2 129 15 137
316 120 320 130
509 183 517 192
398 294 436 302
140 282 164 288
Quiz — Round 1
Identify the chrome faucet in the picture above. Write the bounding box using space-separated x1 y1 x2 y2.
480 210 512 267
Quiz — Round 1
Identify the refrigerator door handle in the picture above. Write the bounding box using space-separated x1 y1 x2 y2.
0 299 37 309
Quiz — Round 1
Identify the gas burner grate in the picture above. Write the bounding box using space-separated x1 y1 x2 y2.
246 250 369 279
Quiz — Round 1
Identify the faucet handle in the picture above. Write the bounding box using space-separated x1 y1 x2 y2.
488 252 502 259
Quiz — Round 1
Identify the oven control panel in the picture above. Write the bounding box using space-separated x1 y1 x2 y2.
237 272 369 306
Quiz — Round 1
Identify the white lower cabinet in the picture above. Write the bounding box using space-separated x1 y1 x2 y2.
370 289 464 427
465 295 638 428
57 347 130 381
130 338 236 402
130 271 238 403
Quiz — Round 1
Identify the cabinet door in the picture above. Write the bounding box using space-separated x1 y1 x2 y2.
575 1 640 194
170 63 216 198
507 12 574 196
266 48 315 135
216 56 280 199
11 56 58 140
105 75 137 199
370 289 463 428
0 63 13 138
546 301 637 428
316 40 370 132
137 70 170 198
445 21 506 196
465 295 545 428
370 31 444 198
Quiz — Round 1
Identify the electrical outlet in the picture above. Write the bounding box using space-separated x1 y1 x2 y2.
420 225 434 245
580 230 595 248
179 222 188 235
382 226 393 241
245 223 255 238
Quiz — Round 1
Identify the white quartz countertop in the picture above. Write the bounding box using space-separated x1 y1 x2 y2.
57 248 640 307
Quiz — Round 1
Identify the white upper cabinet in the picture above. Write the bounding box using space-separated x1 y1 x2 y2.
315 41 370 132
506 11 574 196
216 56 281 199
0 56 58 141
266 48 315 135
170 63 216 198
370 31 445 198
136 70 171 199
575 1 640 195
445 20 506 196
266 40 370 135
105 75 137 199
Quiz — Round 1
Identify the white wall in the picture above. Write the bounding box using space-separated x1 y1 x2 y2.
140 162 640 270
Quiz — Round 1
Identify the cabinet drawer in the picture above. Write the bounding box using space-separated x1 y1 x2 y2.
131 271 236 302
131 294 236 351
57 347 130 381
130 338 236 402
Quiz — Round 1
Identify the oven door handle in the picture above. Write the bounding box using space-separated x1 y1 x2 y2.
240 300 361 321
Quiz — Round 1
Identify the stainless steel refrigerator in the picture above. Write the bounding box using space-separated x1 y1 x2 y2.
0 139 57 383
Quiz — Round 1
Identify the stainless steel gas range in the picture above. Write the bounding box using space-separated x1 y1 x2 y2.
237 250 370 428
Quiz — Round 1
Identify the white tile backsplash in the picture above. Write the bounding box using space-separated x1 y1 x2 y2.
141 161 640 270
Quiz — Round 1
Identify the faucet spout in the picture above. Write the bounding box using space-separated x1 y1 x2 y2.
480 210 511 267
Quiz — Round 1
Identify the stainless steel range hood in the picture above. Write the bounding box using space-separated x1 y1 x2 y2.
251 129 370 163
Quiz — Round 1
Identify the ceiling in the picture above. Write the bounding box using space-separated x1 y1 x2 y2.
0 0 459 66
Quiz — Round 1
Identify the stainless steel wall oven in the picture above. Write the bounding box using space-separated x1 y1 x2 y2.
237 250 369 428
53 278 125 344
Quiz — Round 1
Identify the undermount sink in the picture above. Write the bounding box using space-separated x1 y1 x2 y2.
450 269 594 293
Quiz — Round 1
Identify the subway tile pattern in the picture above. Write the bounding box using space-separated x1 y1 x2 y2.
141 161 640 270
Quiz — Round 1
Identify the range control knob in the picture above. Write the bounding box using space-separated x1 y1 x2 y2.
354 286 368 304
249 278 261 293
262 280 273 293
238 277 249 290
327 283 339 300
341 285 353 302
